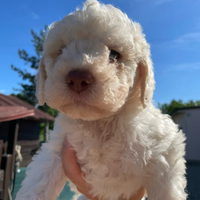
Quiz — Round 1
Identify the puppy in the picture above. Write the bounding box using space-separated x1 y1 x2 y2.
16 0 187 200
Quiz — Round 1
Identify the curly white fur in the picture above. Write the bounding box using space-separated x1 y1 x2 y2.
16 1 187 200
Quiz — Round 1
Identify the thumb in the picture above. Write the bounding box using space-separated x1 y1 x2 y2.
62 138 86 187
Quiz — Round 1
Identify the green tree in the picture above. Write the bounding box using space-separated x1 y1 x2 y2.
158 99 200 115
11 26 58 118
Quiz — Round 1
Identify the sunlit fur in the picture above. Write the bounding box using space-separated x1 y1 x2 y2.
16 1 187 200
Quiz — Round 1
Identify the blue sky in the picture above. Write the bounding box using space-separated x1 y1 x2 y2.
0 0 200 105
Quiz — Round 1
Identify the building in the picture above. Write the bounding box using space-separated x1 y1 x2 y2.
172 107 200 161
0 93 55 167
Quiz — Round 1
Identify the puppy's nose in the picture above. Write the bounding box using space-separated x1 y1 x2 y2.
66 70 94 93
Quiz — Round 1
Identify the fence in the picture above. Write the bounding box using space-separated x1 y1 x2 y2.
0 140 16 200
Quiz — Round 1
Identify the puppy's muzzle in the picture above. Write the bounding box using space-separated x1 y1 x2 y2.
66 70 94 93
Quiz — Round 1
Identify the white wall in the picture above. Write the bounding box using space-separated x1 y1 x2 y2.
173 108 200 161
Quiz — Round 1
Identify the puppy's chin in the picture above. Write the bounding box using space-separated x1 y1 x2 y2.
58 103 113 121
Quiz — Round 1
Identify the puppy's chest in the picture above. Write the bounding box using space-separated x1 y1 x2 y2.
66 122 140 178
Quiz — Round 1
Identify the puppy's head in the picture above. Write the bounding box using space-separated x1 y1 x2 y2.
36 0 155 120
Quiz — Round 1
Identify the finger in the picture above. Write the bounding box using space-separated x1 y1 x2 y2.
130 186 145 200
62 139 86 187
62 140 99 199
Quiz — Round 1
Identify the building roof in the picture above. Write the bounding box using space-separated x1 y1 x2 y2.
171 106 200 116
0 93 55 122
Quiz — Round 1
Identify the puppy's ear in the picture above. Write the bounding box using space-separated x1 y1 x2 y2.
35 56 46 105
137 57 155 108
131 22 155 108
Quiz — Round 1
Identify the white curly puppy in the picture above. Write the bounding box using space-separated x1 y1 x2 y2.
16 0 187 200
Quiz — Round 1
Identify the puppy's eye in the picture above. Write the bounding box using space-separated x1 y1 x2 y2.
109 50 120 63
58 49 63 55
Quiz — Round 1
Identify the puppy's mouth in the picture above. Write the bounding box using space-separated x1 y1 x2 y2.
59 101 110 121
68 89 92 103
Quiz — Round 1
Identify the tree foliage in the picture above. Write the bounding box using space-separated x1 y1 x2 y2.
11 26 58 118
158 99 200 115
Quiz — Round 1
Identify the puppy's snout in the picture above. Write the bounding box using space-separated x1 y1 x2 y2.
66 70 93 93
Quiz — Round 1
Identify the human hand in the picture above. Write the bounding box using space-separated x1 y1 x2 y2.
62 139 145 200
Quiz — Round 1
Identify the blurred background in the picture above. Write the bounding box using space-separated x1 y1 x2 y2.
0 0 199 199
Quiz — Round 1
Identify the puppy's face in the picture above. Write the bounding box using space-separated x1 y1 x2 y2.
36 0 154 120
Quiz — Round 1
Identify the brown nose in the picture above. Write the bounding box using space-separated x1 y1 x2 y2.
66 70 94 93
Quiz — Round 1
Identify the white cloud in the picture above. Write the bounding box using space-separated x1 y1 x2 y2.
174 32 200 43
31 12 40 20
154 0 174 5
165 62 200 72
151 32 200 50
118 0 174 5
